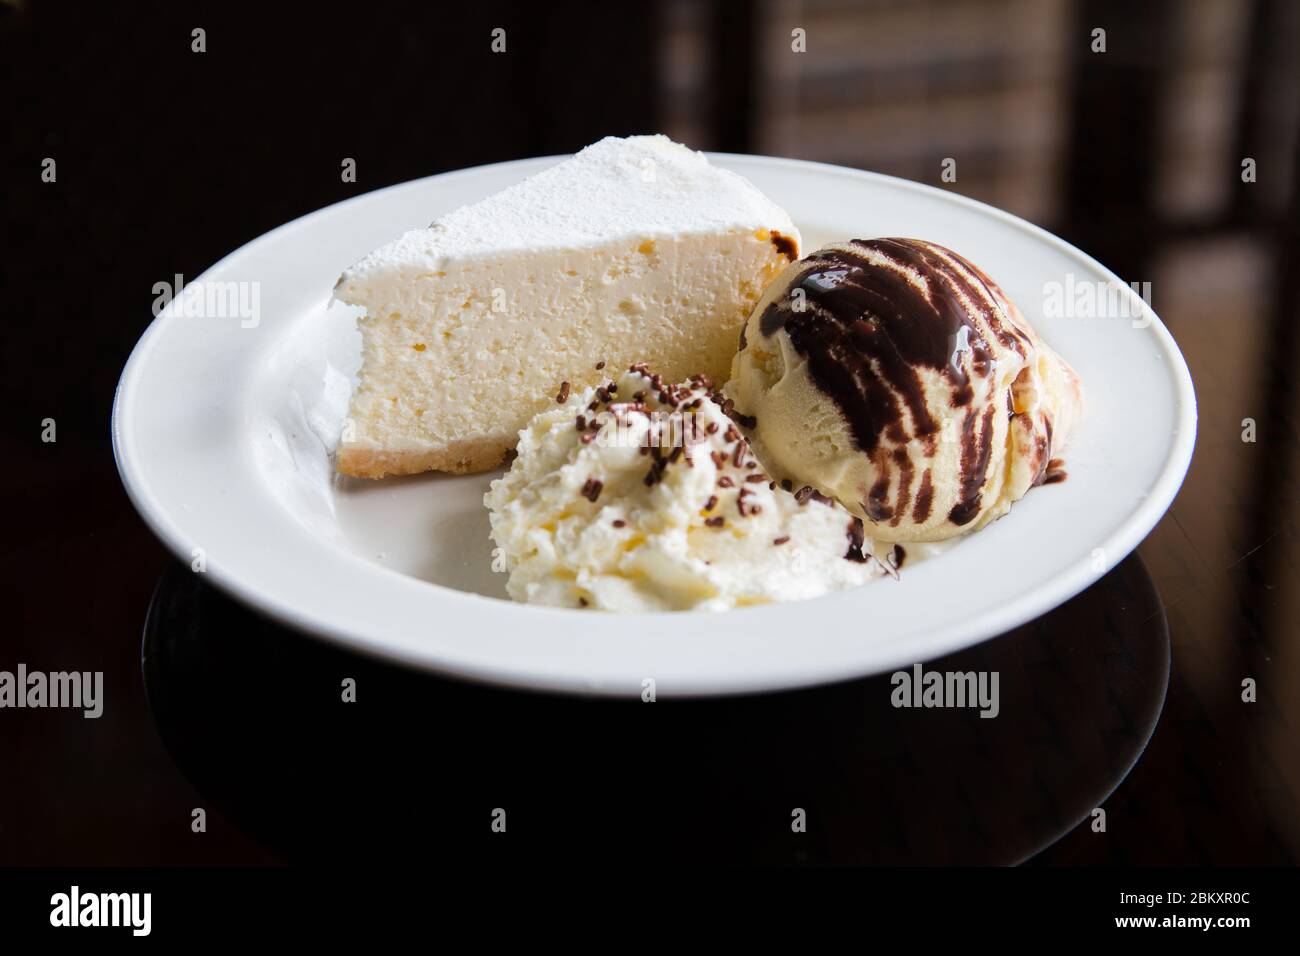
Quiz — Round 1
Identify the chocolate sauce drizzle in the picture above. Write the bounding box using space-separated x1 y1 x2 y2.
769 230 798 260
758 238 1032 528
1039 458 1069 486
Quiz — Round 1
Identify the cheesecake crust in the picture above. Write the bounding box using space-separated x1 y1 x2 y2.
336 436 511 478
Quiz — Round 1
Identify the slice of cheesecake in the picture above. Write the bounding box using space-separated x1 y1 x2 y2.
332 135 800 478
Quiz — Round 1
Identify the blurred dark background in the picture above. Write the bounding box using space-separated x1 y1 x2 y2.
1 0 1297 865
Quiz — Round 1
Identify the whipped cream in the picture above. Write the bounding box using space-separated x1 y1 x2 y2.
485 367 890 611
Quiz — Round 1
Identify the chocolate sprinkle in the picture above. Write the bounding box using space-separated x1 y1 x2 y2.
844 517 869 562
556 381 570 404
794 485 834 507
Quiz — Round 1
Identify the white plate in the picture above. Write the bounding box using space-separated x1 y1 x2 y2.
113 153 1196 697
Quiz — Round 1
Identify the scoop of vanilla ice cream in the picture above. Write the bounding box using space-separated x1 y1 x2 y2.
485 366 887 611
726 239 1083 543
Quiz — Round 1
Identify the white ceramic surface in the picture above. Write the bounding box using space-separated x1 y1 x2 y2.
113 153 1197 697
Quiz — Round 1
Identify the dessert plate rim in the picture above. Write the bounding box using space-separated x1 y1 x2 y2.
113 150 1197 698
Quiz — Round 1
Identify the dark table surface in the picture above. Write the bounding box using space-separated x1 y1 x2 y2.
2 1 1298 867
2 479 1294 865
